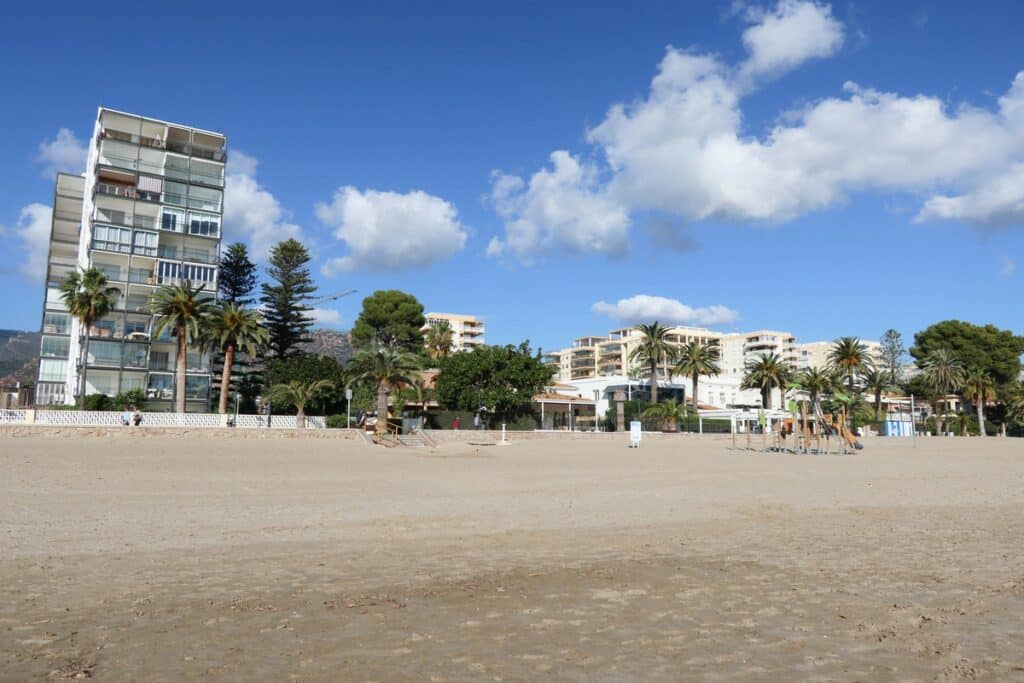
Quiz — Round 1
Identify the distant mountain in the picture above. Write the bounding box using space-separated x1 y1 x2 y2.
0 329 40 386
298 329 354 364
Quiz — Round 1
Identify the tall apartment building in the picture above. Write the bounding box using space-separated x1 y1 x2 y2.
35 108 226 410
795 339 883 371
423 312 485 352
719 330 799 378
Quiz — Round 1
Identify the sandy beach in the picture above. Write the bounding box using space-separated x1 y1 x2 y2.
1 431 1023 681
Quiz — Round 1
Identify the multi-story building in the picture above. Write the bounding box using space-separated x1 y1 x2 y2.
35 108 226 411
423 312 485 352
795 340 883 371
720 330 799 378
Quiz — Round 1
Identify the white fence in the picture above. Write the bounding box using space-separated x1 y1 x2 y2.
1 410 325 429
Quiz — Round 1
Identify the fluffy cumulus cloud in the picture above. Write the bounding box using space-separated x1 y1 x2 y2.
0 204 53 280
310 307 343 326
592 295 739 327
223 151 303 260
488 0 1024 262
316 187 468 275
36 128 87 178
486 151 631 262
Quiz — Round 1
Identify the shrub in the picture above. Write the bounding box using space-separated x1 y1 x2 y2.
83 394 111 411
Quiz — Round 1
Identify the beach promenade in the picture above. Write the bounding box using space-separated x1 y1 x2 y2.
2 432 1022 680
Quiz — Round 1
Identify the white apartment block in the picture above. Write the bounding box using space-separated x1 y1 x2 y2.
36 108 226 410
795 339 883 371
423 312 485 352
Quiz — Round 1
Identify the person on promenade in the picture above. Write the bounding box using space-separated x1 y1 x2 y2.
132 405 143 427
121 407 131 426
452 416 460 430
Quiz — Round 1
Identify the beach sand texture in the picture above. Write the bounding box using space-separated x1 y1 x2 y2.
2 433 1023 681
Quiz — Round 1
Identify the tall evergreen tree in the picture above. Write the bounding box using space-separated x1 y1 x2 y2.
351 290 426 353
879 329 905 384
218 243 258 306
260 239 316 358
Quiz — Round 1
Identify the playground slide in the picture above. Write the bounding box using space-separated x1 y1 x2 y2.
813 404 864 450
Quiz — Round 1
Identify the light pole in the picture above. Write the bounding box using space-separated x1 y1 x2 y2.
346 387 353 429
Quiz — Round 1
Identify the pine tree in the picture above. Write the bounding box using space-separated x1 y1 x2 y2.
218 242 258 306
260 239 316 358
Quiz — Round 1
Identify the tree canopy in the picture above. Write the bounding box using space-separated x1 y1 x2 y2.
910 320 1024 391
260 239 317 358
218 242 258 306
351 290 426 353
435 342 551 420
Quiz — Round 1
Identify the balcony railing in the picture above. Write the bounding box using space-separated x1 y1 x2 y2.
95 182 137 199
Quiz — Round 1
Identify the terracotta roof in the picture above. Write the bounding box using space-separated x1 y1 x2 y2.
534 392 596 404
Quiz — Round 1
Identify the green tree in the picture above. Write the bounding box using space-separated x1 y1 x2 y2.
742 352 790 409
260 238 316 358
879 329 905 384
203 303 269 414
264 353 348 415
346 342 424 432
59 267 120 407
962 368 997 437
149 281 216 413
827 337 870 392
270 379 334 428
910 320 1024 391
425 319 454 362
435 342 551 422
673 340 720 412
628 322 676 404
642 398 688 431
798 366 833 411
920 348 966 435
1005 387 1024 435
861 365 895 422
218 242 258 306
351 290 426 353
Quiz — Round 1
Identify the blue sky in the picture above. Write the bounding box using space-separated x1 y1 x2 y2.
1 0 1022 353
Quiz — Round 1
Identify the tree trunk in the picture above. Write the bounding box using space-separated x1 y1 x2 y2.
78 332 91 408
376 382 389 433
649 361 658 403
1000 421 1006 437
934 402 944 436
762 387 770 409
218 344 235 414
691 374 699 413
874 391 882 422
175 330 187 414
976 399 986 438
296 405 306 429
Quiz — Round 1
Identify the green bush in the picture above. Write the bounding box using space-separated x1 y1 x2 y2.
324 414 350 429
83 394 111 411
112 390 147 411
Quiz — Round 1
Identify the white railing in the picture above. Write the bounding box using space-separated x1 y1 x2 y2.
5 410 326 429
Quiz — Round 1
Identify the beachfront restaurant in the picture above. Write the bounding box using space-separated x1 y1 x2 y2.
534 392 596 431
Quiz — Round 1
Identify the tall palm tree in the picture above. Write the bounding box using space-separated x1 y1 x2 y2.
861 364 894 422
149 281 216 413
628 322 676 404
425 320 454 362
203 303 269 414
641 398 688 432
961 368 997 438
270 379 333 428
798 366 833 412
673 340 720 412
60 267 120 407
742 352 790 409
920 348 966 435
347 341 423 433
827 337 869 392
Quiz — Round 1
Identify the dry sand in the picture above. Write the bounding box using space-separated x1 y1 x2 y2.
1 432 1023 681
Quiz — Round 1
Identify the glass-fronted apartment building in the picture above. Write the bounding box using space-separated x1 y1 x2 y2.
35 108 226 411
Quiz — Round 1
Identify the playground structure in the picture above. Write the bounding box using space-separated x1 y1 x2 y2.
712 402 864 455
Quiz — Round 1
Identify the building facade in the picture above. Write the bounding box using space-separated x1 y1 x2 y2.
423 312 485 352
35 108 226 410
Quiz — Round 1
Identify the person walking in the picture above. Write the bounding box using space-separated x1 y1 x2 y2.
452 416 460 430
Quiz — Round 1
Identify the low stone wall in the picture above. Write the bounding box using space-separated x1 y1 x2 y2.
0 425 362 440
422 429 731 444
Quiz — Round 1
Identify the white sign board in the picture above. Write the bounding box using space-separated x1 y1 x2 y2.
629 420 642 448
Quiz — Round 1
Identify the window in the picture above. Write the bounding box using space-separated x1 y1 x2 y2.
41 336 70 358
164 181 187 206
86 373 116 396
160 261 214 283
150 351 170 371
133 230 158 256
43 312 70 334
185 375 210 400
187 211 220 237
187 186 221 213
124 343 148 368
96 207 128 226
161 207 184 232
92 225 132 253
147 373 173 399
164 155 189 181
39 358 68 382
121 374 146 392
45 288 68 311
186 351 206 372
88 340 121 366
190 160 223 186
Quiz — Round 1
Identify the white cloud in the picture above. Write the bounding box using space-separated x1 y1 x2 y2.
316 186 468 274
0 204 53 281
486 151 631 262
36 128 87 178
738 0 844 82
310 307 343 326
592 295 740 327
915 162 1024 228
222 150 302 260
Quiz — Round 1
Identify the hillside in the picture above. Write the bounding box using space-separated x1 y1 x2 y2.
298 329 354 364
0 329 40 386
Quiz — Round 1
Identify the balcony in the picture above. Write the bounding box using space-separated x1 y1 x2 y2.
165 139 227 163
95 182 137 200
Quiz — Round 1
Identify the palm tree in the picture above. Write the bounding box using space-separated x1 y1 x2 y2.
347 341 423 433
60 267 120 407
270 379 333 428
203 303 269 414
798 366 833 412
827 337 869 392
425 320 454 362
920 348 965 435
149 281 216 413
961 368 997 438
742 352 790 409
861 364 894 422
641 398 688 432
673 340 720 412
1005 389 1024 434
628 322 677 404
